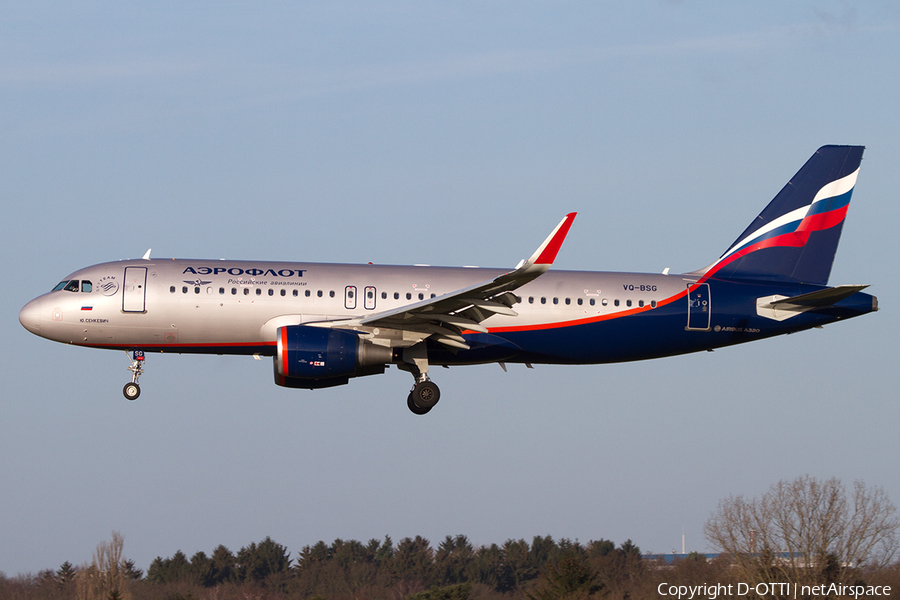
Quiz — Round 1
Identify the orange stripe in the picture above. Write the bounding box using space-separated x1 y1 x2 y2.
478 288 690 334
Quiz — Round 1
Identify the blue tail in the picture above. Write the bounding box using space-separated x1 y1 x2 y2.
702 145 864 285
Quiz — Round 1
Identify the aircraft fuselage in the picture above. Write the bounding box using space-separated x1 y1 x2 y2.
19 258 876 366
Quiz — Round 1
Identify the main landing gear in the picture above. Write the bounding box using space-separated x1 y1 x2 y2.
123 350 144 400
407 380 441 415
400 344 440 415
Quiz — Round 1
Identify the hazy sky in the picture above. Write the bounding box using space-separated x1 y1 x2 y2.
3 1 899 575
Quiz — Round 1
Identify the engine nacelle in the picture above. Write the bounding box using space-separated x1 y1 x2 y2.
273 325 392 389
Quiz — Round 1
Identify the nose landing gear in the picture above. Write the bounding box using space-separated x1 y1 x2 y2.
123 350 144 400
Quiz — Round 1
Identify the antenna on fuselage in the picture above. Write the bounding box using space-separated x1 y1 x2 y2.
141 249 152 260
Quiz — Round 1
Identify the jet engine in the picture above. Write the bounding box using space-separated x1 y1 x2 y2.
273 325 393 389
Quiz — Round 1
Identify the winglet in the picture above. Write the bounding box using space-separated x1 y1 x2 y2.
527 212 577 266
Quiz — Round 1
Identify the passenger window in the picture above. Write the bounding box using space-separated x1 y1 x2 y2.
651 300 657 308
268 289 274 296
317 290 323 298
626 299 632 307
541 297 546 304
244 288 250 296
394 292 400 300
219 288 225 295
553 298 558 305
348 290 354 299
232 288 237 295
418 293 424 300
81 281 92 293
194 287 200 294
291 289 296 297
638 300 644 307
431 293 436 298
601 299 607 306
64 280 80 292
614 299 620 307
565 298 570 305
182 286 188 294
329 291 335 298
305 290 311 297
406 293 412 300
381 292 387 300
255 288 262 296
281 289 286 297
577 298 582 306
529 297 534 304
170 286 176 293
590 298 596 306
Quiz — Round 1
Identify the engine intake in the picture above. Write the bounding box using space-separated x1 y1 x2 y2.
274 325 392 389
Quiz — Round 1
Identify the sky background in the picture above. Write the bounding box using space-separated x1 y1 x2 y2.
2 0 899 575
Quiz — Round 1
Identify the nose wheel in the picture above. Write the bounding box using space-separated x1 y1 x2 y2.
123 381 141 400
123 350 145 401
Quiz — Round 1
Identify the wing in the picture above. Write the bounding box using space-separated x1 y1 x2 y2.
351 212 577 350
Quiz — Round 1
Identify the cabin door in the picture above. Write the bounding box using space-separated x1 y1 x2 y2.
123 267 148 313
686 283 711 331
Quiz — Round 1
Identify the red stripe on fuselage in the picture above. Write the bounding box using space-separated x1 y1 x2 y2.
482 288 690 333
79 341 276 350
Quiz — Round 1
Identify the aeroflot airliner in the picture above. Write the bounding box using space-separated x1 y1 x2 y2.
19 146 877 414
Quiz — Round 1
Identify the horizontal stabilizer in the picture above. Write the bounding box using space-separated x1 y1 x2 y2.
756 284 869 321
767 284 869 308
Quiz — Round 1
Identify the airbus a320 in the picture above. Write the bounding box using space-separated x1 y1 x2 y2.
19 146 877 414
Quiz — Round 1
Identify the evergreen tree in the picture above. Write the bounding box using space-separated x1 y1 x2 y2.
529 555 603 600
190 551 214 586
56 561 76 584
122 560 143 581
211 545 237 584
434 535 474 585
392 536 435 586
237 537 290 583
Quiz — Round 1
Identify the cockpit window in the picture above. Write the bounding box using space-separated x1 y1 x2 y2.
63 280 80 292
81 281 92 293
52 281 70 291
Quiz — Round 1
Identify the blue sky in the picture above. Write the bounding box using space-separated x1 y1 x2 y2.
3 1 899 575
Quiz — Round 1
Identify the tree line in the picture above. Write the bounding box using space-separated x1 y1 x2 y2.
0 534 653 600
4 533 900 600
2 476 899 599
143 534 642 596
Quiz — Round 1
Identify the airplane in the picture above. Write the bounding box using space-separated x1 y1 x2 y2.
19 145 877 415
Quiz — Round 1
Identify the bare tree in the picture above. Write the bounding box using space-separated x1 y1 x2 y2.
704 476 900 588
75 532 132 600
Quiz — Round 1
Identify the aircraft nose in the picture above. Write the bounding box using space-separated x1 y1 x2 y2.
19 297 43 334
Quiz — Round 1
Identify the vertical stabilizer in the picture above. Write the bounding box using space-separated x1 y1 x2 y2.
701 145 864 285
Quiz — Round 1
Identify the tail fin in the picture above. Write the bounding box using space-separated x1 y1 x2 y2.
699 145 864 285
